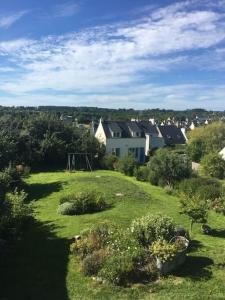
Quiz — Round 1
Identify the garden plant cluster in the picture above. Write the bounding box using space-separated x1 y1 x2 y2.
71 214 189 286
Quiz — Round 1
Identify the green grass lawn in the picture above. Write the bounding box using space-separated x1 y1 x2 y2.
0 170 225 300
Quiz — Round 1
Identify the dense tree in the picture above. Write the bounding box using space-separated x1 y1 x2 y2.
187 122 225 161
201 152 225 179
0 111 102 170
187 138 206 162
1 105 223 124
148 149 192 187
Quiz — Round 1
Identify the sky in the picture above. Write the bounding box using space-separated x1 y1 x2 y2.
0 0 225 110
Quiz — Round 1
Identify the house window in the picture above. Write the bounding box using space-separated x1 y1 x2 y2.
128 148 139 159
112 148 120 157
132 131 140 137
113 132 121 138
128 148 135 156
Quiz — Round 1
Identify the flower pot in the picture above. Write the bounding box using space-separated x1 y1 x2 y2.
156 250 187 275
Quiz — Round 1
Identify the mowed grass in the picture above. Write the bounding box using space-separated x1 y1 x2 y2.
0 170 225 300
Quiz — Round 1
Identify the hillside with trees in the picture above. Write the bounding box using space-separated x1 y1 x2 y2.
187 121 225 162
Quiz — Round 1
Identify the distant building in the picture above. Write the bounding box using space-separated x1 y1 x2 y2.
60 114 73 124
190 117 210 130
190 121 197 130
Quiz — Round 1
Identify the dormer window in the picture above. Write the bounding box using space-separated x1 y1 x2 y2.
131 131 140 137
113 132 121 138
128 123 142 138
108 122 122 138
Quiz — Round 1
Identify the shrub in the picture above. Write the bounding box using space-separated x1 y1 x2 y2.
197 185 222 201
150 240 178 263
90 221 118 246
141 254 158 280
57 202 76 215
59 194 74 205
102 154 119 170
180 195 209 232
6 189 31 221
81 249 108 276
99 254 134 285
0 189 32 237
130 214 176 246
70 237 94 259
0 171 11 202
58 191 107 215
147 149 192 187
71 221 118 258
4 164 23 189
164 185 173 195
118 155 137 176
135 166 150 182
201 152 225 179
108 227 144 257
178 177 222 201
99 247 144 286
211 197 225 215
148 171 159 186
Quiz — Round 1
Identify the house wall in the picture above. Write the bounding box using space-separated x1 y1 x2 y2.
190 122 195 130
181 128 188 142
105 138 146 161
149 134 165 150
95 122 106 144
145 134 165 154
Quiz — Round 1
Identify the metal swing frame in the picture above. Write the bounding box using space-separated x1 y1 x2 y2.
67 153 92 172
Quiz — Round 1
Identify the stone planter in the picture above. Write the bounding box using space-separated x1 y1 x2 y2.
156 250 187 275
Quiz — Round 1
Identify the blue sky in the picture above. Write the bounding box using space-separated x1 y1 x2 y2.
0 0 225 110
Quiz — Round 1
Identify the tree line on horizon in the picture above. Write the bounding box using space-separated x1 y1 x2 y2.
0 106 224 124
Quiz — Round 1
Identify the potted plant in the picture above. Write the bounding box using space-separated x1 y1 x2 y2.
150 237 189 275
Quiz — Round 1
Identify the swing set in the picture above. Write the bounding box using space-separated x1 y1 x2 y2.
67 153 93 172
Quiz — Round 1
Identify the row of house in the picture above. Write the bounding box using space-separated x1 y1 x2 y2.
60 114 212 132
95 119 187 163
144 116 211 131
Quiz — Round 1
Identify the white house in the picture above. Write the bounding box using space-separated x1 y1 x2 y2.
95 119 186 163
219 147 225 160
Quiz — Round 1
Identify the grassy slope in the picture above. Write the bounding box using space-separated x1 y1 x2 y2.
1 171 225 300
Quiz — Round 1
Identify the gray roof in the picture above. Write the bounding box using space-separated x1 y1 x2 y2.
108 122 122 133
158 125 186 145
101 121 157 138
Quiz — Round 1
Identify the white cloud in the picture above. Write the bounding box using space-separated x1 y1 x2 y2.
0 1 225 109
0 39 34 53
0 83 225 111
0 10 28 28
53 2 80 17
